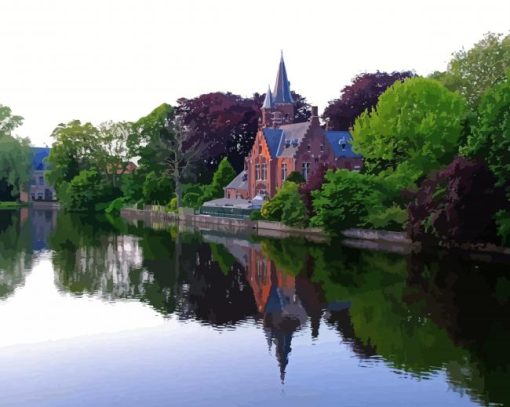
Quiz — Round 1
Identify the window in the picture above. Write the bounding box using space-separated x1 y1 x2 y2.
255 164 261 180
261 163 267 180
307 145 311 152
281 163 287 181
320 144 324 152
258 144 262 154
302 162 311 181
39 176 44 185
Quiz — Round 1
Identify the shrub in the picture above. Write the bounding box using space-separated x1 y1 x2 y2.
407 156 510 244
60 170 119 212
105 197 125 215
495 211 510 247
182 192 202 209
167 197 178 213
201 158 236 202
142 171 173 205
249 210 263 221
286 171 306 184
299 164 335 218
261 181 308 227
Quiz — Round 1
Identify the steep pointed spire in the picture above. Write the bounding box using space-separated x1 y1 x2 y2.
262 85 273 109
272 52 294 104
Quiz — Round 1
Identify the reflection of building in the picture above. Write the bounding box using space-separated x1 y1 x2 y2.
20 147 56 202
30 209 58 251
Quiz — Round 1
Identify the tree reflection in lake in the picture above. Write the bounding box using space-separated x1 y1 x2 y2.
14 210 506 406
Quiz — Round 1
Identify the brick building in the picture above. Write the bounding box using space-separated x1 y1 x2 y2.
225 55 362 200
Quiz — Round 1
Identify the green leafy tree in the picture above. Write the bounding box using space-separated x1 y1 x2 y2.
201 157 236 203
142 171 173 205
261 181 308 227
0 105 30 196
462 70 510 184
352 77 467 185
59 169 118 212
286 171 306 184
311 170 384 234
431 33 510 108
46 120 100 190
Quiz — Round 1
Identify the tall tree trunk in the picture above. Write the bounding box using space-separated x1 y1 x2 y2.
174 167 181 208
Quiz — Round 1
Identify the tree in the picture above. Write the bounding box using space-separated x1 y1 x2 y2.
431 32 510 108
200 157 236 203
310 170 383 234
261 181 308 227
133 103 174 176
58 169 118 212
160 116 206 208
299 164 336 218
323 71 414 130
286 171 305 184
407 156 510 245
352 77 467 185
46 120 100 190
0 105 30 196
142 171 173 205
0 105 23 139
461 70 510 184
96 121 136 187
176 92 259 180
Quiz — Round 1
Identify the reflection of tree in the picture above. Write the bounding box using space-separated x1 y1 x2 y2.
178 243 257 325
0 211 32 298
406 251 510 407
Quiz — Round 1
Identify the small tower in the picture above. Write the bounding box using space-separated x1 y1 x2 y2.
261 52 295 127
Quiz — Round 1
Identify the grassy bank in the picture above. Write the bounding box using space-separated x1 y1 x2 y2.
0 201 28 209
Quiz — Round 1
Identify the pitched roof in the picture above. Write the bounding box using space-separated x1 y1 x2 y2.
262 86 273 109
31 147 50 171
262 128 284 158
272 54 294 104
224 171 248 190
325 131 362 158
277 122 310 157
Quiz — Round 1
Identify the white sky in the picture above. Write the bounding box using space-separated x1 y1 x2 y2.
1 0 508 147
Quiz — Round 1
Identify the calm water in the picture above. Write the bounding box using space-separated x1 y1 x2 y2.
0 209 509 406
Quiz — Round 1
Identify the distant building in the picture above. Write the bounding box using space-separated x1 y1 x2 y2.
225 54 362 200
20 147 56 202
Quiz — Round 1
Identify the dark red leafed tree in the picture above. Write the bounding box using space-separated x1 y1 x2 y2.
299 164 336 218
323 71 415 131
175 92 260 182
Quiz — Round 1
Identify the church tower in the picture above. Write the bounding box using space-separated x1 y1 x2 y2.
261 53 295 127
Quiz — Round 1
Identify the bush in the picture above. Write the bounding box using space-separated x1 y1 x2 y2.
182 192 202 209
249 210 263 220
105 197 125 215
407 156 510 245
59 170 119 212
311 170 386 235
167 197 178 213
286 171 306 184
299 164 335 218
142 171 173 205
200 158 236 202
261 181 308 227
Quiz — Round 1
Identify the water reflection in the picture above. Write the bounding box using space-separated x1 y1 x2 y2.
0 210 508 406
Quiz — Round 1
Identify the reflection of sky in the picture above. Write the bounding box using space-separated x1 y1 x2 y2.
0 255 478 406
0 254 164 348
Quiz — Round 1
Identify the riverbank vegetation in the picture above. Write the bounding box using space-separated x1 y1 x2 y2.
3 32 507 247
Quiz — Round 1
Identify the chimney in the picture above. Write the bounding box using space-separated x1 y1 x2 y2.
310 105 319 125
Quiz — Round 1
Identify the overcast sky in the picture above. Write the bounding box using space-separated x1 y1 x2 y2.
1 0 508 147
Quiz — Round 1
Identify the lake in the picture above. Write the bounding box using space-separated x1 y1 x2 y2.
0 208 508 406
